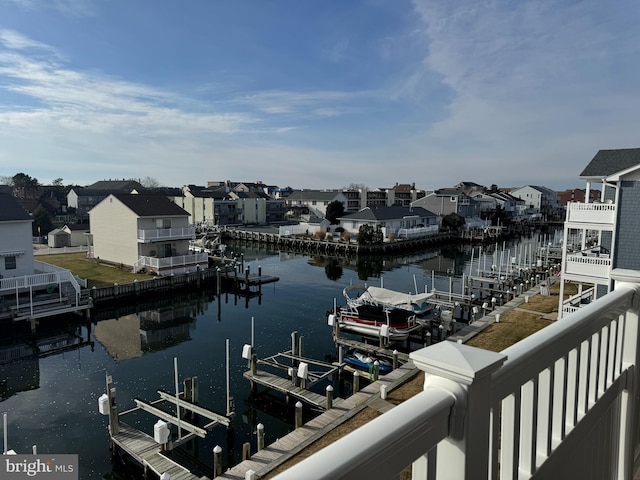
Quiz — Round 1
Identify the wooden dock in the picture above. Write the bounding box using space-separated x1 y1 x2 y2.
218 360 420 479
244 350 342 410
104 372 233 480
111 423 207 480
243 370 339 410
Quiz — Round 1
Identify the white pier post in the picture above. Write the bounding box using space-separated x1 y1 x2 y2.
213 445 223 477
410 342 506 479
353 371 360 393
326 385 334 410
256 423 265 451
295 402 303 429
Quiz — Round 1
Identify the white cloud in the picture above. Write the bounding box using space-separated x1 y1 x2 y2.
1 0 95 16
403 0 640 187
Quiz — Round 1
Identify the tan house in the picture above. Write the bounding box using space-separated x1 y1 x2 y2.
89 193 208 275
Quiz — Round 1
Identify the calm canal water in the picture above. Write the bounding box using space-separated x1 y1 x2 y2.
0 235 552 479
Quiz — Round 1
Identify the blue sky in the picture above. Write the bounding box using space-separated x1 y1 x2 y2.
0 0 639 191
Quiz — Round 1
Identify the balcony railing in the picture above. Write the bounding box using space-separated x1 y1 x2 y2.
133 252 208 275
565 252 612 279
273 269 640 480
561 286 596 315
137 227 196 242
566 201 616 225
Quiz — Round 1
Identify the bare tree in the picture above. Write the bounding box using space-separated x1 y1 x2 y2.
0 176 13 186
344 183 368 191
141 176 162 188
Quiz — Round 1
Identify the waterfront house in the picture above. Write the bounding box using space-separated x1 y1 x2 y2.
0 193 89 322
510 185 562 219
337 205 438 240
88 193 208 275
0 193 35 278
411 188 481 219
490 190 527 220
284 190 349 219
557 147 640 317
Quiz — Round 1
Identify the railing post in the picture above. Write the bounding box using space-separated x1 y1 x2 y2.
610 269 640 479
410 342 507 479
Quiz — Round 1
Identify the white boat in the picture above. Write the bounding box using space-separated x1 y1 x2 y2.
344 285 434 317
328 285 433 342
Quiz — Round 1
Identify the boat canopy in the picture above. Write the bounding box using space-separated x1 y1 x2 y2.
345 285 433 312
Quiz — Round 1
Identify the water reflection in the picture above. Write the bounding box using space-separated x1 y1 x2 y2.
0 321 93 401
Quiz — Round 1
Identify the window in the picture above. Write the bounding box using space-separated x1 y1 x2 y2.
5 256 16 270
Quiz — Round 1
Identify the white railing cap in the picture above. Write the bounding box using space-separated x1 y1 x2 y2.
611 268 640 285
410 342 507 385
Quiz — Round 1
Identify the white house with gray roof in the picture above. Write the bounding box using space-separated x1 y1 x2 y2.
0 193 35 278
0 193 90 321
89 193 207 275
510 185 561 218
337 206 438 240
284 190 348 219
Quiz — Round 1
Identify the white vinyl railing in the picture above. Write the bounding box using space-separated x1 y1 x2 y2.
33 246 89 255
0 262 83 315
567 202 616 224
397 225 439 239
133 252 208 275
273 268 640 480
137 226 196 242
565 253 612 278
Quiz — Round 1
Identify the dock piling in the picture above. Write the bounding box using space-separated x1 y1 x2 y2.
326 385 334 410
256 423 264 451
242 442 251 460
213 445 223 477
353 371 360 393
295 402 303 429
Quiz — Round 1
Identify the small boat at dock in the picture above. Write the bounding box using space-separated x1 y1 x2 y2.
328 285 431 342
343 350 393 375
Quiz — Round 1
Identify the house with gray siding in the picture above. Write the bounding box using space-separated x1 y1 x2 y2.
558 148 640 317
0 193 35 278
410 188 481 219
0 193 90 320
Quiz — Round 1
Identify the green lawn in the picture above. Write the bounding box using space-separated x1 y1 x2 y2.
37 253 155 288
